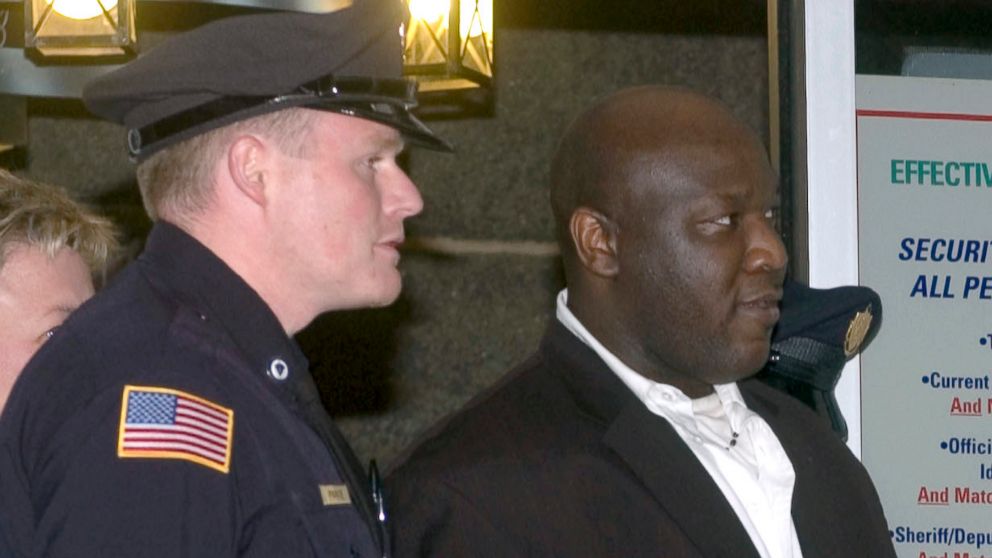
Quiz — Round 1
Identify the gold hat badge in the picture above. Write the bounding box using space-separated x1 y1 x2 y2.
844 304 874 358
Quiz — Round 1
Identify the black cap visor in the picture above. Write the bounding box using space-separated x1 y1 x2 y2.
128 75 452 161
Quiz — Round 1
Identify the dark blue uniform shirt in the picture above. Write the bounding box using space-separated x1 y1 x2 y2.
0 514 11 558
0 223 384 558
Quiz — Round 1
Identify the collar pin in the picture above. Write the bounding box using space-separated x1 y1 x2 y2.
267 358 289 381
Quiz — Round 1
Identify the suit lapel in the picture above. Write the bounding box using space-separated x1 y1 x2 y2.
602 401 762 558
542 322 761 558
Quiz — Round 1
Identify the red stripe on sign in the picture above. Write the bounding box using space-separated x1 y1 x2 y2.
856 109 992 122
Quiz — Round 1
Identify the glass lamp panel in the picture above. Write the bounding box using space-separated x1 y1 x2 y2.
25 0 135 56
406 0 449 66
458 0 492 78
404 0 493 94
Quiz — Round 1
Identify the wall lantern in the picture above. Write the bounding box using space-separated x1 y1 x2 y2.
24 0 135 56
0 0 352 153
404 0 493 109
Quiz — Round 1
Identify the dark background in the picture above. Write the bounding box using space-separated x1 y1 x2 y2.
4 0 986 466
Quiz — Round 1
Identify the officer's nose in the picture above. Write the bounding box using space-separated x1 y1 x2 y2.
384 168 423 220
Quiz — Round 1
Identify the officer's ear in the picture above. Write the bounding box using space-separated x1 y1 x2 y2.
570 207 619 278
227 134 269 208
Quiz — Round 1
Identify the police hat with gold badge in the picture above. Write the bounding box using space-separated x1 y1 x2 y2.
757 279 883 441
82 0 452 161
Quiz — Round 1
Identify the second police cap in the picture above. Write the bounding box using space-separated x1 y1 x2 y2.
758 279 883 440
82 0 452 160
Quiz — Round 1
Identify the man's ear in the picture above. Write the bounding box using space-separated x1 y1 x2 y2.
227 134 269 208
569 207 619 278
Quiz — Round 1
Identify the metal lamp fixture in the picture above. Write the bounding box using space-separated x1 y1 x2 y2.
24 0 135 56
404 0 493 103
0 0 487 152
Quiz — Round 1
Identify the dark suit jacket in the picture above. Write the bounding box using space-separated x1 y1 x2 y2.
387 320 895 557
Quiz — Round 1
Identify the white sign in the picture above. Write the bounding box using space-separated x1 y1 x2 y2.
857 75 992 558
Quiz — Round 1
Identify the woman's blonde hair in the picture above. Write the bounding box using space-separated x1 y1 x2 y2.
0 169 118 273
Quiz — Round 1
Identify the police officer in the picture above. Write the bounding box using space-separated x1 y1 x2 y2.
0 1 448 556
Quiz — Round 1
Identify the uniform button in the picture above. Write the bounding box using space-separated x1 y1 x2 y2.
267 358 289 381
694 436 703 444
662 393 673 401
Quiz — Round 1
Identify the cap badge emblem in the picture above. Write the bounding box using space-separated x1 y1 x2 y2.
844 304 874 358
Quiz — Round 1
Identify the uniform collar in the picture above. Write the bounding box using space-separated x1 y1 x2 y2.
138 221 309 382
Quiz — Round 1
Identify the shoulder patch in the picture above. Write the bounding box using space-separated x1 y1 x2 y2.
117 385 234 474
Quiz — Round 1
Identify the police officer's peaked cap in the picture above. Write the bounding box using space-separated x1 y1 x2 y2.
82 0 451 161
772 280 882 363
759 280 883 440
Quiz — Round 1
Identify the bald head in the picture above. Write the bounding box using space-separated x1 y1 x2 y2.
550 86 764 268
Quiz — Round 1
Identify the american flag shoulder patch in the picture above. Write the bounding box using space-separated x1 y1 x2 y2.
117 385 234 474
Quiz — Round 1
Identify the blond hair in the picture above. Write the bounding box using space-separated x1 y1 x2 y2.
136 108 317 221
0 169 118 273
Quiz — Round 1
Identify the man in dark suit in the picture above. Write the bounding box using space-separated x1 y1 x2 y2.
386 86 895 557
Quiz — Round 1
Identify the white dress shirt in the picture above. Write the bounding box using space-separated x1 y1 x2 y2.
556 290 804 558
